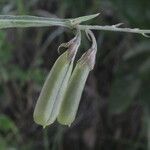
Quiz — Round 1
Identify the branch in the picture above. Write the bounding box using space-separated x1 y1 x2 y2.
0 14 99 29
78 24 150 37
0 14 150 37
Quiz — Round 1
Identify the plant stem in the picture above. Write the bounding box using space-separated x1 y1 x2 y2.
0 14 150 37
77 24 150 36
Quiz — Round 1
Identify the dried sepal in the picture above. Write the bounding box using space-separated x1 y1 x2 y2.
58 30 81 61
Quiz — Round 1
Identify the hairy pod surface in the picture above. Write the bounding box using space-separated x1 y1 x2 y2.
33 31 81 127
57 30 97 126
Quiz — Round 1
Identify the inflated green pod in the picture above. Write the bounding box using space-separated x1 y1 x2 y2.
33 31 81 128
57 30 97 126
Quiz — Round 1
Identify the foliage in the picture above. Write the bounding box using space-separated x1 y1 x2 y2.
0 114 19 150
109 41 150 113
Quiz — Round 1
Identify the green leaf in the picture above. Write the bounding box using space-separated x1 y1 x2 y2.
0 114 18 134
70 13 100 25
0 14 99 29
123 41 150 61
138 79 150 111
0 136 7 150
0 31 12 65
109 75 140 114
0 15 68 29
138 58 150 81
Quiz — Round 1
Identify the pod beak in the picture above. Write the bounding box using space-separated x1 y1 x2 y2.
78 30 97 70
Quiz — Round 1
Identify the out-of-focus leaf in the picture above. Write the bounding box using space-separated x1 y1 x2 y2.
0 136 17 150
138 58 150 81
138 79 150 111
123 41 150 61
0 136 7 150
27 68 45 85
0 32 12 65
0 114 18 134
109 40 150 114
109 75 140 114
111 0 150 27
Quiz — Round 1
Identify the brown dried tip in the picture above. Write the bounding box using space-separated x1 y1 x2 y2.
58 30 81 61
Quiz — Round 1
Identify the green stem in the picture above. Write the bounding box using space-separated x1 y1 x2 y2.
0 14 150 37
78 24 150 36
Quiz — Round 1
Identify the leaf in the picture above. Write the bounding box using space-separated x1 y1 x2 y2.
0 15 68 29
0 137 7 150
70 13 100 25
138 58 150 81
123 41 150 61
0 114 18 134
109 75 140 114
109 41 150 114
138 79 150 111
0 14 99 29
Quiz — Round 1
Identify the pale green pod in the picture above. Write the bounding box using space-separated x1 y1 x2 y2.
46 61 73 125
57 30 97 126
33 31 81 127
57 59 91 126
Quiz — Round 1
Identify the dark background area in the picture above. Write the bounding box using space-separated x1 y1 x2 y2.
0 0 150 150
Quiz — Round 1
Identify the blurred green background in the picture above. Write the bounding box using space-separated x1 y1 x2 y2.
0 0 150 150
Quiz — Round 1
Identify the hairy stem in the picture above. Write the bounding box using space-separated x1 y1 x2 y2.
0 14 150 37
78 25 150 37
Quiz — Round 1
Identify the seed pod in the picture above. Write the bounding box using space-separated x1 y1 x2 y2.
33 31 81 128
57 30 97 126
